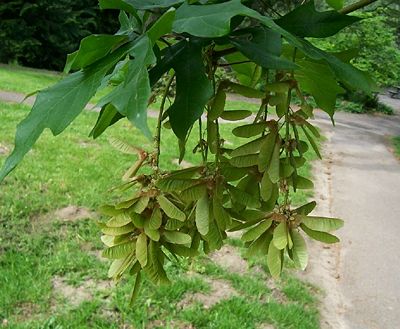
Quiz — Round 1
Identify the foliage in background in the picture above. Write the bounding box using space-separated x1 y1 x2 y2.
0 0 118 70
338 92 394 115
313 6 400 87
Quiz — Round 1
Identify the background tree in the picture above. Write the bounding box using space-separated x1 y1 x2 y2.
0 0 118 70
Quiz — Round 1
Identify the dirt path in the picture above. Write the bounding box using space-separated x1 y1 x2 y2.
308 101 400 329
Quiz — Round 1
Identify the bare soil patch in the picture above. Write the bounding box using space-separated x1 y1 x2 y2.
54 205 95 222
33 206 95 227
0 143 9 155
52 276 112 307
265 278 288 304
12 302 40 322
257 324 276 329
209 245 248 274
81 242 106 262
147 320 195 329
178 278 237 310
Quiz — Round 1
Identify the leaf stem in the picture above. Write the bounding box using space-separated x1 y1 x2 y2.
199 118 207 164
155 73 175 168
339 0 378 14
283 88 292 208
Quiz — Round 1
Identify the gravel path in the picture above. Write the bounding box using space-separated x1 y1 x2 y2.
310 99 400 329
0 90 36 106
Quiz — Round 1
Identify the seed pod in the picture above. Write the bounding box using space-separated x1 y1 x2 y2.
258 132 277 172
157 195 186 221
208 88 226 121
220 110 252 121
231 136 265 157
265 82 290 93
195 194 209 235
232 122 266 138
228 82 265 98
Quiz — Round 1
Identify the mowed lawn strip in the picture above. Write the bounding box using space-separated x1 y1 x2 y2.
0 93 320 327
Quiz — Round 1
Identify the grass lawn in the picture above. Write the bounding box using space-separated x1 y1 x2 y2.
393 136 400 158
0 100 321 328
0 65 61 94
0 64 263 112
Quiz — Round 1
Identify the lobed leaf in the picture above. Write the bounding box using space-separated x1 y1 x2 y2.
97 36 155 139
65 34 127 72
168 40 213 139
276 1 360 38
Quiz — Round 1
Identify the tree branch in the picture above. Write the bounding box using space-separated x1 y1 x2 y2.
339 0 378 15
213 47 237 59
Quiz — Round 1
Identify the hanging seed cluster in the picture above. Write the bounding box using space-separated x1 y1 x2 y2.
99 78 343 303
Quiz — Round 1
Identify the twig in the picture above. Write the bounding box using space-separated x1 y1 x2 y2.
339 0 378 14
218 60 251 67
155 73 175 167
213 47 237 58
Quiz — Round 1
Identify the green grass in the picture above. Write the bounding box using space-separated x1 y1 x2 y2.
0 100 322 328
0 65 61 94
0 65 111 104
393 136 400 158
0 65 263 111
